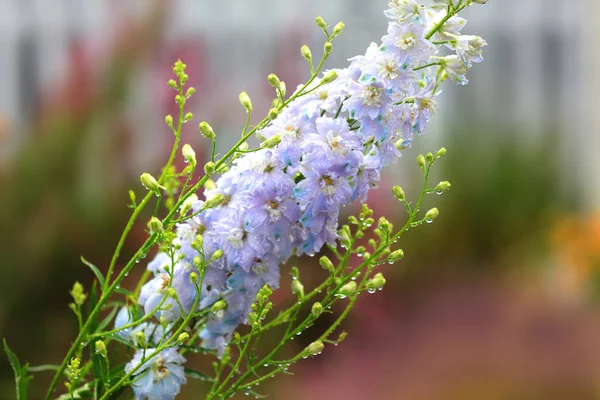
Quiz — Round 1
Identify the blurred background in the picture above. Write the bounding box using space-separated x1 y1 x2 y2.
1 0 600 398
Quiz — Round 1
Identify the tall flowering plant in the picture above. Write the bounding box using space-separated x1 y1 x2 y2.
4 0 489 398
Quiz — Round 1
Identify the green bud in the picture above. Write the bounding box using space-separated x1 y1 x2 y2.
136 331 146 347
182 144 196 166
70 282 87 306
355 246 366 255
239 91 253 112
426 152 434 163
128 189 136 204
167 79 178 89
395 138 409 150
324 41 333 55
392 186 405 201
185 87 196 97
167 287 178 298
165 114 174 128
389 249 405 263
366 273 386 291
435 181 451 192
339 281 357 296
268 108 279 120
204 179 216 191
140 172 163 192
315 16 327 29
204 161 215 176
204 193 224 209
267 73 280 88
437 147 447 157
332 22 345 37
348 215 359 225
184 112 194 122
319 255 334 272
212 249 224 260
291 279 304 299
301 45 312 62
368 238 377 249
311 302 323 318
211 300 227 313
321 70 338 84
417 154 426 170
262 135 282 149
148 217 163 234
191 234 204 252
95 340 107 358
425 208 440 222
193 255 202 267
306 340 324 356
177 332 189 344
190 272 199 284
199 121 216 140
378 217 391 232
179 194 198 216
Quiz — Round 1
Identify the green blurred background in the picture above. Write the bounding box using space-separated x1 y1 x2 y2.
1 0 600 398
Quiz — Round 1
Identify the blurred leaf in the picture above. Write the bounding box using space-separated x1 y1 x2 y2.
81 256 105 288
184 367 214 382
3 339 33 400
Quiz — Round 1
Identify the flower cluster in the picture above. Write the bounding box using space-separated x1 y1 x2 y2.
123 1 487 398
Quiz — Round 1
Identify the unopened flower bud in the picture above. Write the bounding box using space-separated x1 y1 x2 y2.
204 162 215 176
211 300 227 312
437 147 447 157
167 79 178 89
389 249 405 263
177 332 189 344
435 181 451 192
378 217 391 232
136 331 146 347
185 87 196 97
425 208 440 222
472 0 488 4
339 281 357 296
392 186 406 201
366 273 386 291
301 45 312 62
315 16 327 29
199 121 216 140
148 217 163 234
179 194 198 216
311 302 323 318
324 41 333 55
321 70 338 84
70 282 86 306
204 179 216 190
306 340 324 356
268 73 280 88
182 144 196 166
319 256 334 272
268 108 279 120
262 135 281 149
239 92 253 112
95 340 107 358
190 272 199 284
212 249 224 260
167 287 178 298
191 234 204 252
291 279 304 299
165 115 174 128
332 22 345 37
417 154 426 170
204 193 224 209
184 112 194 122
140 173 162 192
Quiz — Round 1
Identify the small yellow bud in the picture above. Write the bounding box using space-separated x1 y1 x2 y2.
177 332 189 344
324 41 333 55
268 108 279 120
165 114 174 128
184 112 194 122
315 16 327 29
389 249 405 263
167 79 178 89
148 217 163 234
392 186 405 201
70 282 86 306
437 147 447 157
319 256 334 272
306 340 324 356
417 154 426 170
212 249 224 260
136 331 146 347
95 340 107 358
321 70 338 84
267 73 280 88
339 281 357 296
366 273 386 291
211 300 227 312
262 135 282 149
301 45 312 62
140 172 163 193
311 302 323 318
239 91 253 112
190 272 199 284
291 279 304 299
435 181 451 192
204 162 215 176
182 144 196 166
199 121 216 140
167 287 178 298
332 22 345 37
204 193 224 209
425 208 440 222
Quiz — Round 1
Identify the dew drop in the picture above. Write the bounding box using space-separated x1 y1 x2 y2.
426 219 433 224
368 288 376 294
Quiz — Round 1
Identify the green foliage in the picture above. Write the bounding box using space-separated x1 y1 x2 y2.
3 339 33 400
